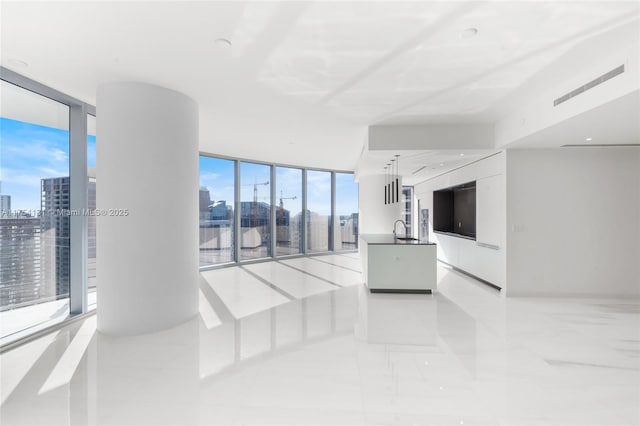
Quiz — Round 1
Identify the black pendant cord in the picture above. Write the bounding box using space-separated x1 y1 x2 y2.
395 154 400 203
396 177 399 203
386 165 390 205
384 166 388 205
391 159 395 203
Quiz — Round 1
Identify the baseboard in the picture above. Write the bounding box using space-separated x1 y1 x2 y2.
437 259 502 291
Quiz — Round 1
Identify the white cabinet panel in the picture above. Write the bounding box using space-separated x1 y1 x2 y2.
475 244 504 287
360 235 437 292
476 174 504 248
457 238 476 273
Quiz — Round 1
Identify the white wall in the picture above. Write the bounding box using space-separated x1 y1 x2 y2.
358 174 402 235
368 123 494 150
506 147 640 297
415 152 507 290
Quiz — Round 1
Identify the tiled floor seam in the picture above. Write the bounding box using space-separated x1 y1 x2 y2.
306 256 362 273
238 266 297 301
275 261 344 288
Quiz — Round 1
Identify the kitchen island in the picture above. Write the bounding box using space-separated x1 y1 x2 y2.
360 234 437 293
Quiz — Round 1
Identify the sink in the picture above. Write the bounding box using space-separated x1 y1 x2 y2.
395 237 419 241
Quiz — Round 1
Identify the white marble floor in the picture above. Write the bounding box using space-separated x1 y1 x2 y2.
0 291 97 347
1 254 639 425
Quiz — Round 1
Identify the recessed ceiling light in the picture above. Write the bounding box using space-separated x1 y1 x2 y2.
585 137 593 141
214 38 232 49
439 163 444 166
460 153 465 157
8 58 28 68
460 28 478 39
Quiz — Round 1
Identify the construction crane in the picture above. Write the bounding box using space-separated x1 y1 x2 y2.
251 181 269 204
277 190 297 224
279 190 297 210
241 181 269 227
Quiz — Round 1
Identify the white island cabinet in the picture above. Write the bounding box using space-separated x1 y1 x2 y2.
360 234 437 293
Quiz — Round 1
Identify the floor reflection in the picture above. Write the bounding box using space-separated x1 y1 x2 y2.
358 291 438 346
1 260 639 426
199 285 359 380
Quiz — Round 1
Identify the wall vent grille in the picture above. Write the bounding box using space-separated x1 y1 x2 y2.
553 64 625 107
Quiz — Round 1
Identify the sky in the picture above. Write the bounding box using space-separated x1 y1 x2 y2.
0 117 71 212
0 116 357 216
88 134 96 168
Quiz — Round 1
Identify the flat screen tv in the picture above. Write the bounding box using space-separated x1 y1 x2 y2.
433 181 476 239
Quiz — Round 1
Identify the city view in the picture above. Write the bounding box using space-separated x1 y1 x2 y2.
2 116 358 313
199 158 359 266
1 116 97 316
1 82 358 342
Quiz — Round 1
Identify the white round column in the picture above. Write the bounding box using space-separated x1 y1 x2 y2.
96 82 199 336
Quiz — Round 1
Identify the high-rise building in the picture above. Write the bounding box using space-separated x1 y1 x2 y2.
41 177 71 298
0 181 9 214
339 213 358 246
0 175 96 308
0 218 43 308
87 172 97 289
209 200 232 221
239 201 271 227
0 194 10 213
199 187 211 221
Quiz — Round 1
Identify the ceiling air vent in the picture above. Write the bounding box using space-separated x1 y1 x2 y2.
553 64 625 107
561 144 640 148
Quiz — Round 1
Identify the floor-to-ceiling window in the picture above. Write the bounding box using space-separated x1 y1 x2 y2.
335 173 358 250
240 162 272 260
199 156 236 267
306 170 331 253
0 80 71 343
87 114 96 309
275 166 302 256
198 158 357 268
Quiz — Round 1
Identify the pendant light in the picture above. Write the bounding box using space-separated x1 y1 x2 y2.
387 163 391 205
384 166 388 205
395 154 400 203
390 159 395 203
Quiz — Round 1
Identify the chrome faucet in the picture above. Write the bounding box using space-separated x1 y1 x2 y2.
393 219 407 240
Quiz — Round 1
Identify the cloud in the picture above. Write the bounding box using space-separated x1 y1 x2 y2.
335 173 359 215
275 167 302 195
199 171 221 186
1 169 42 188
200 171 235 201
306 171 331 198
208 185 235 203
304 172 330 215
3 140 69 164
1 119 71 209
38 167 69 177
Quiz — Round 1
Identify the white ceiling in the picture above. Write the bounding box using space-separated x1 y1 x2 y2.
1 1 639 174
508 89 640 149
357 149 501 186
